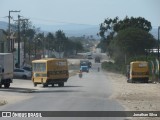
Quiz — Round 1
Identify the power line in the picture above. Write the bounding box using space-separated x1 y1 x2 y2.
29 17 96 25
0 16 7 19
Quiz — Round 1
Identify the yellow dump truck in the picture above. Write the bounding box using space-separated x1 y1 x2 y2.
127 61 149 83
32 58 69 87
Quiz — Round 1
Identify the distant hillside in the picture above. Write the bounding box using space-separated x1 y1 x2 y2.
0 21 158 39
0 21 8 30
150 27 158 39
36 23 100 39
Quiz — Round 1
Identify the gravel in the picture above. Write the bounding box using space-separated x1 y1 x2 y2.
106 72 160 120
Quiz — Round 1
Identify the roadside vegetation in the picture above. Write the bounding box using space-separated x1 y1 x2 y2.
7 20 98 65
23 28 84 59
98 16 158 76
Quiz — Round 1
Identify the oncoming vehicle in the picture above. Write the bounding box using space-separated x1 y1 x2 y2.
80 60 91 68
127 61 149 83
32 58 69 87
87 55 93 59
95 56 101 63
80 66 89 73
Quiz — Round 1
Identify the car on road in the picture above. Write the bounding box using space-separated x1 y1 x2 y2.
95 56 101 63
22 66 32 72
13 68 32 79
80 66 89 73
87 55 93 59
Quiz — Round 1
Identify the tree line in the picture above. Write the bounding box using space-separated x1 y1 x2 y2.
13 21 84 59
98 16 157 65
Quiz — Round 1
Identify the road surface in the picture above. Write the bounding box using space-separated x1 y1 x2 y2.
0 62 126 120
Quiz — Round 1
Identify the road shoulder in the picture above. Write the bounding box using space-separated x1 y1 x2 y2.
105 71 160 120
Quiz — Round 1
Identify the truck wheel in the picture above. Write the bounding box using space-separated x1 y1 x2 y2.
34 83 37 87
58 83 64 87
130 79 134 83
0 84 2 88
52 84 54 87
145 79 148 83
43 83 48 87
4 83 10 88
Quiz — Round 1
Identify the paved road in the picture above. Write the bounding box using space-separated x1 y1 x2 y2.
0 62 126 120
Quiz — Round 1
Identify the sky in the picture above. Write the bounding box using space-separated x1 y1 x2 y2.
0 0 160 27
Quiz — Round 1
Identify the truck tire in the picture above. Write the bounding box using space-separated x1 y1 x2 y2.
58 83 64 87
34 83 37 87
43 83 48 87
130 79 134 83
4 83 10 88
145 79 149 83
0 84 2 88
52 84 54 87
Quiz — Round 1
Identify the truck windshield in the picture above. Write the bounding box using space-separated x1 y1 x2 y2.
33 63 46 72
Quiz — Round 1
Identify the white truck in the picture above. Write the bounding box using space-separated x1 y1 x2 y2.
0 53 13 88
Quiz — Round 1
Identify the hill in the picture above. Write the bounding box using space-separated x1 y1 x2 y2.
0 21 158 39
0 21 8 30
36 23 100 39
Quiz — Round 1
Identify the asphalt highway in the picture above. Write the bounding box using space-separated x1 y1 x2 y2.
0 62 126 120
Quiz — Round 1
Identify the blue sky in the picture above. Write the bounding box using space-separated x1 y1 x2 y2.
0 0 160 27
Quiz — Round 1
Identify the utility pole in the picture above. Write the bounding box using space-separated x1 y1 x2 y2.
158 26 160 61
17 15 21 68
14 16 29 67
158 26 160 82
21 19 29 59
8 10 20 52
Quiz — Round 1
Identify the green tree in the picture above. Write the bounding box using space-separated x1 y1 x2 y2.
25 28 36 60
98 16 152 53
54 30 67 52
114 16 152 32
34 33 45 58
109 27 156 64
74 41 83 54
98 17 119 52
45 32 55 51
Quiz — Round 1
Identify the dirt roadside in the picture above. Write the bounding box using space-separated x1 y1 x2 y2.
0 79 41 106
107 71 160 120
